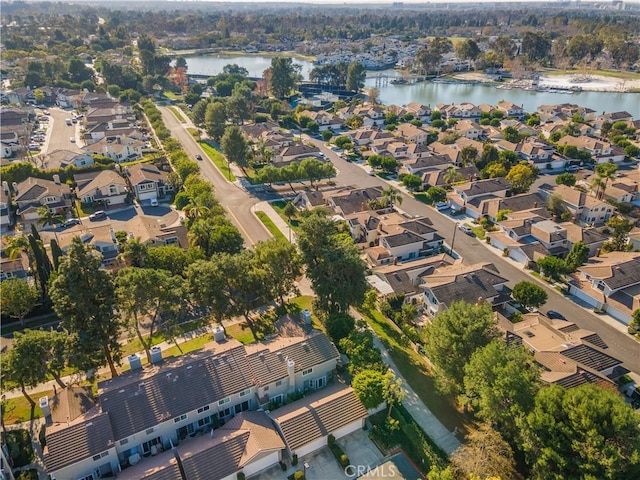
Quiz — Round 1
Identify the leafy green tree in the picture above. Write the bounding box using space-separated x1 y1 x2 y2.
505 162 536 194
483 162 507 179
546 193 567 221
145 245 202 277
512 281 548 310
352 369 385 410
297 213 367 314
565 241 590 272
205 101 227 141
344 114 363 129
339 328 384 374
221 125 249 173
116 267 185 363
402 173 422 191
321 130 333 141
593 162 618 199
383 371 405 418
495 209 512 222
463 341 540 438
186 258 233 324
521 383 640 480
0 279 39 326
379 157 399 174
120 237 148 267
283 201 297 224
423 301 499 395
254 239 302 308
555 172 576 187
346 61 366 92
381 186 403 207
536 256 567 280
602 216 633 252
269 57 300 99
425 186 447 204
49 238 122 377
479 144 499 169
324 312 355 345
188 217 244 257
455 39 481 65
502 126 520 143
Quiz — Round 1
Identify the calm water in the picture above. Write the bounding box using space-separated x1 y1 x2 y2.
186 54 640 118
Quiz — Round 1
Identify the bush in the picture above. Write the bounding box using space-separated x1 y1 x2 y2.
280 462 287 471
292 454 298 466
340 453 349 468
5 430 34 468
327 434 336 446
237 473 245 480
293 471 305 480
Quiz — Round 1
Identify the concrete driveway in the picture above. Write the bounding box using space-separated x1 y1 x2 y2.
253 430 382 480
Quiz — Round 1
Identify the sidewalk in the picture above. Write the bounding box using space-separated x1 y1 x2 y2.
252 201 297 243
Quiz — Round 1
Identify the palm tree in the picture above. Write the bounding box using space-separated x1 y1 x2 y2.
120 237 148 267
593 162 618 200
3 234 30 260
183 199 211 223
443 167 464 188
37 206 64 242
381 186 402 208
187 219 212 257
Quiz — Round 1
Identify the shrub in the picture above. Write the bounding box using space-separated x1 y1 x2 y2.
327 434 336 446
292 454 298 466
293 471 305 480
280 462 287 471
340 453 350 468
237 473 245 480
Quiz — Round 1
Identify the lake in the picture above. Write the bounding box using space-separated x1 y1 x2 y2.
185 54 640 118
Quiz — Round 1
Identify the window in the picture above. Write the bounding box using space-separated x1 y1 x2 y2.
239 389 251 397
109 185 118 195
275 380 282 387
119 439 128 446
197 405 210 414
218 397 230 406
145 428 154 435
218 407 231 418
263 385 269 392
198 416 211 428
302 368 313 376
234 400 250 414
173 414 187 423
142 437 161 454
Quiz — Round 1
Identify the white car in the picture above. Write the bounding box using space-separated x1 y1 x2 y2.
435 202 450 211
150 199 159 207
458 225 474 235
69 136 75 143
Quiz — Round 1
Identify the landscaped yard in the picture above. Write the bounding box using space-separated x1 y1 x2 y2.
359 306 473 436
3 391 51 424
198 141 236 181
270 200 301 232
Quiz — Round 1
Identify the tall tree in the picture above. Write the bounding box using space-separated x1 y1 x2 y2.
346 61 366 92
423 301 499 395
512 281 548 310
254 239 302 308
269 57 300 99
221 125 249 173
186 258 233 324
381 186 402 208
49 238 122 377
592 162 618 199
602 216 633 252
205 101 227 141
521 384 640 479
449 424 518 480
116 267 185 363
383 371 405 418
0 278 39 326
565 241 590 272
352 369 385 410
463 341 540 440
505 162 536 194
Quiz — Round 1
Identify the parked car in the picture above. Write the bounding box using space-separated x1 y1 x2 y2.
89 210 106 221
565 165 580 173
546 310 566 320
458 225 474 235
63 218 81 227
435 201 450 211
150 199 159 207
195 154 203 161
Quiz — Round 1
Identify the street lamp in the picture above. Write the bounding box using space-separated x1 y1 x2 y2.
303 461 310 478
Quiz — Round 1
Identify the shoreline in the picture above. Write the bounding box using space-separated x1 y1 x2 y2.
163 47 316 62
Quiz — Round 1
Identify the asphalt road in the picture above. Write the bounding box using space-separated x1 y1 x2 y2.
161 119 640 374
158 106 272 246
43 106 82 158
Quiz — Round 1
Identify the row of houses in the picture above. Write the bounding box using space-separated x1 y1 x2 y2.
42 325 369 480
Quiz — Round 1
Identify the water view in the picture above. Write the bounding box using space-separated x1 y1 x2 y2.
185 54 640 118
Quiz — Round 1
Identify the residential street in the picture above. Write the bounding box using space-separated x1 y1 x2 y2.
160 116 640 375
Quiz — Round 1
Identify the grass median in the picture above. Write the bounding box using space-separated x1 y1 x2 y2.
198 141 236 181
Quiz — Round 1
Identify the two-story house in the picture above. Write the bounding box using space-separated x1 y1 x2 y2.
14 177 73 224
556 136 626 164
126 163 172 203
0 186 13 229
435 102 481 120
84 135 144 163
302 110 343 131
350 128 394 147
327 186 384 216
569 252 640 325
452 119 484 140
273 143 321 166
537 183 614 226
75 170 129 207
448 178 511 218
405 102 431 123
395 123 430 145
496 100 525 119
420 262 509 317
43 330 344 480
45 149 94 170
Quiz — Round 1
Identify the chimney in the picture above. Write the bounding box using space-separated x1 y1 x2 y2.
2 181 9 194
12 181 18 195
287 359 296 392
53 174 61 184
110 228 116 243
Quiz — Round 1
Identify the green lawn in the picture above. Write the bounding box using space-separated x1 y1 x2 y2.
413 193 432 205
255 211 287 241
287 295 325 333
545 69 640 80
469 224 485 239
359 306 472 435
168 106 186 122
3 390 51 424
225 323 257 344
198 141 236 181
270 200 301 232
163 91 182 101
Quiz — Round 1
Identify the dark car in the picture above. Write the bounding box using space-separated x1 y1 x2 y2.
195 154 203 161
89 210 106 221
546 310 566 320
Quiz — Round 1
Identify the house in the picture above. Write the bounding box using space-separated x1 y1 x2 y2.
271 385 368 459
435 102 481 119
366 254 457 302
55 89 82 108
84 135 145 163
43 330 341 480
568 252 640 325
529 220 571 255
326 187 384 216
0 255 29 282
45 149 94 170
401 153 451 176
496 100 525 119
556 136 626 164
405 102 431 122
421 262 509 317
0 186 13 229
448 178 511 218
538 184 614 226
126 163 172 203
475 192 546 223
515 139 558 167
597 111 634 123
351 128 394 147
302 110 343 131
75 170 129 207
452 119 484 140
395 123 430 145
273 143 321 165
496 312 623 389
421 165 479 189
14 176 73 224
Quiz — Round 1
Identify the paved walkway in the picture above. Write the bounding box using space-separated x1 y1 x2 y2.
253 201 298 243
